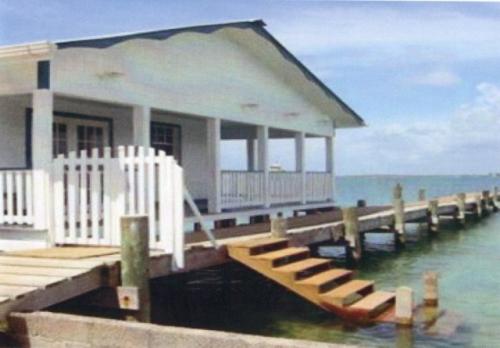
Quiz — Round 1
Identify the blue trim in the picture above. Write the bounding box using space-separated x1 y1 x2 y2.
55 20 364 126
37 61 50 89
56 20 265 49
25 109 32 168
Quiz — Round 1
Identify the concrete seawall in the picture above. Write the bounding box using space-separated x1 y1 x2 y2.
6 312 355 348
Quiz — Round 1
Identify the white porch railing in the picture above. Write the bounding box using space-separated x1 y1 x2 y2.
0 170 34 225
221 171 265 209
221 170 332 210
270 172 302 204
306 172 333 202
52 146 184 268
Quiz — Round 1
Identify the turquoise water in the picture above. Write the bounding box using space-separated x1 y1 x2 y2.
336 175 500 206
149 175 500 348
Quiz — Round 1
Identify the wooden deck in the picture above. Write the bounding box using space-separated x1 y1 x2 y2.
0 191 496 321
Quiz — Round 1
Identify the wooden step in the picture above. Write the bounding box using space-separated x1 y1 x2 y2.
230 238 288 256
349 291 395 318
253 247 309 267
296 269 352 293
321 280 374 307
274 258 331 280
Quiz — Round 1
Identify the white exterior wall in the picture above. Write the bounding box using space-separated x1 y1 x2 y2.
0 59 37 95
152 111 208 200
51 27 336 137
0 95 30 168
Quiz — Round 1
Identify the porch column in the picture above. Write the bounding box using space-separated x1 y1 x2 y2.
246 138 256 171
326 134 335 202
257 126 270 207
132 105 151 148
207 118 221 213
295 132 306 204
32 90 53 230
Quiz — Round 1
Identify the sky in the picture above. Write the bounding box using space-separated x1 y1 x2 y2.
1 1 500 175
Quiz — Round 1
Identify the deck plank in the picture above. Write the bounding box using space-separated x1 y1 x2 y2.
0 273 66 287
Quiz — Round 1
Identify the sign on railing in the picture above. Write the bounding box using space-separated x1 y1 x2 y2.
52 146 184 269
0 170 33 225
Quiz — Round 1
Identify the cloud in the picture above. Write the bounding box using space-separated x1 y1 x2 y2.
410 69 461 87
268 4 500 68
336 82 500 175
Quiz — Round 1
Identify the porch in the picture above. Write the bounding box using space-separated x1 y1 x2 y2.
0 92 336 227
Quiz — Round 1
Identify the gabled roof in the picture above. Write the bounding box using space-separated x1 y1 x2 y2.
55 20 365 127
0 20 365 127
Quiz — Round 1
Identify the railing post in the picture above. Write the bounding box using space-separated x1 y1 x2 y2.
120 215 150 322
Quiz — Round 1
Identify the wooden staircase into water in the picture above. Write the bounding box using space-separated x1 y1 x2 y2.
227 238 395 322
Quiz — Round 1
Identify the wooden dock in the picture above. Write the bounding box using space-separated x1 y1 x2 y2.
0 191 497 322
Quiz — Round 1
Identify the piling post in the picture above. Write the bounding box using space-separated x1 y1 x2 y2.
423 271 439 307
342 207 362 261
456 193 466 225
475 195 483 218
428 200 439 233
418 189 426 202
271 212 288 238
492 187 499 212
395 286 414 326
393 184 405 244
120 215 151 323
482 190 492 213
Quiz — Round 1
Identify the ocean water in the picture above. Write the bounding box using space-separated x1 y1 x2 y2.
148 175 500 348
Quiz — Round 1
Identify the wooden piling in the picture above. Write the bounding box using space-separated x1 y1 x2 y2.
456 193 466 225
120 215 151 323
475 195 483 218
342 207 362 261
271 212 288 238
423 271 439 307
492 187 499 211
482 190 492 213
395 286 414 326
428 200 439 233
393 184 405 243
418 189 426 202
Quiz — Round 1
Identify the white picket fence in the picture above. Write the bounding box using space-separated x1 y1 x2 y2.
52 146 184 268
0 170 34 225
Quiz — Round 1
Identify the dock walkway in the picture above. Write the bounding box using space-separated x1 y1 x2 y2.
0 191 496 321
